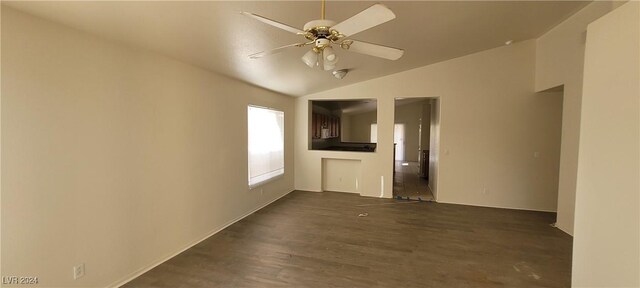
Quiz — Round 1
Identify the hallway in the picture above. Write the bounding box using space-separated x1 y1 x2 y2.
393 161 434 201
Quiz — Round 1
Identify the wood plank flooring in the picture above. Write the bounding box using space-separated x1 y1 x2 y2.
123 191 572 288
394 161 434 201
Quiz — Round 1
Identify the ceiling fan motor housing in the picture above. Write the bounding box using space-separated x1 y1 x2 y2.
303 19 336 32
315 38 331 48
304 19 341 42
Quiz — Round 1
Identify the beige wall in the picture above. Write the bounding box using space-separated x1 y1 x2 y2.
340 113 351 142
573 2 640 286
535 1 623 235
322 159 362 193
295 40 563 212
421 101 431 152
394 102 422 162
428 98 440 199
1 8 295 287
0 4 4 281
345 110 377 143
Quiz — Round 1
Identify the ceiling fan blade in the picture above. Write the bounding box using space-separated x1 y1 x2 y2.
331 4 396 38
241 12 304 34
342 40 404 60
249 43 307 59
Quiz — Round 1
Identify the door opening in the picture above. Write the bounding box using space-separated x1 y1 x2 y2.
393 97 439 201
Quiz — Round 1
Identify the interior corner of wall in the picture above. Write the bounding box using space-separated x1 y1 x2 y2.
557 221 574 237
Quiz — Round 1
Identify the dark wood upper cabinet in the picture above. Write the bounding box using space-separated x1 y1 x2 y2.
311 112 340 139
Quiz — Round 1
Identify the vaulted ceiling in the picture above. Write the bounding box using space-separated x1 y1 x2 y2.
4 1 589 96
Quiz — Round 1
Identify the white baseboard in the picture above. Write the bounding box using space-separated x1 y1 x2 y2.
108 189 294 288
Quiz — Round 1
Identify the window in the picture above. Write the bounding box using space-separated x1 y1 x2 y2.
248 106 284 188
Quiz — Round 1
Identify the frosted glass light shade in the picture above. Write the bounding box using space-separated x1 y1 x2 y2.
323 61 336 71
301 50 318 68
322 47 338 71
324 47 337 63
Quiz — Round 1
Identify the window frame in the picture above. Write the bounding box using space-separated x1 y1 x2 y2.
247 105 285 189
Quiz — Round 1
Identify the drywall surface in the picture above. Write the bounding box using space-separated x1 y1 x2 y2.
1 8 295 287
421 101 431 153
428 99 440 199
0 4 4 281
295 39 563 213
394 102 423 162
535 1 622 235
340 113 351 142
322 159 362 193
345 110 377 143
573 2 640 286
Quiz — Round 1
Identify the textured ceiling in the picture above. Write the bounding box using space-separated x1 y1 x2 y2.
4 1 589 96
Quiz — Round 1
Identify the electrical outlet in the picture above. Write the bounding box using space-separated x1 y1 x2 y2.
534 152 541 158
73 263 85 280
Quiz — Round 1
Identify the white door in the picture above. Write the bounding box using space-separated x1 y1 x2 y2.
394 124 405 161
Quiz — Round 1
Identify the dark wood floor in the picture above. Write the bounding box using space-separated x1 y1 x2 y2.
124 191 572 288
393 161 434 201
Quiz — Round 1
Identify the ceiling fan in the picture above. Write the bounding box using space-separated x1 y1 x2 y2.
241 0 404 71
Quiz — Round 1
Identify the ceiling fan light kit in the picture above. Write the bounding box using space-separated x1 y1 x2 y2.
302 50 318 68
243 0 404 75
332 69 349 79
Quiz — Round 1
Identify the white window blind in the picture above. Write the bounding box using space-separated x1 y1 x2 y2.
248 106 284 188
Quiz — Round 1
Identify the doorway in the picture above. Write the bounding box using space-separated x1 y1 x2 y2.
393 97 438 201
